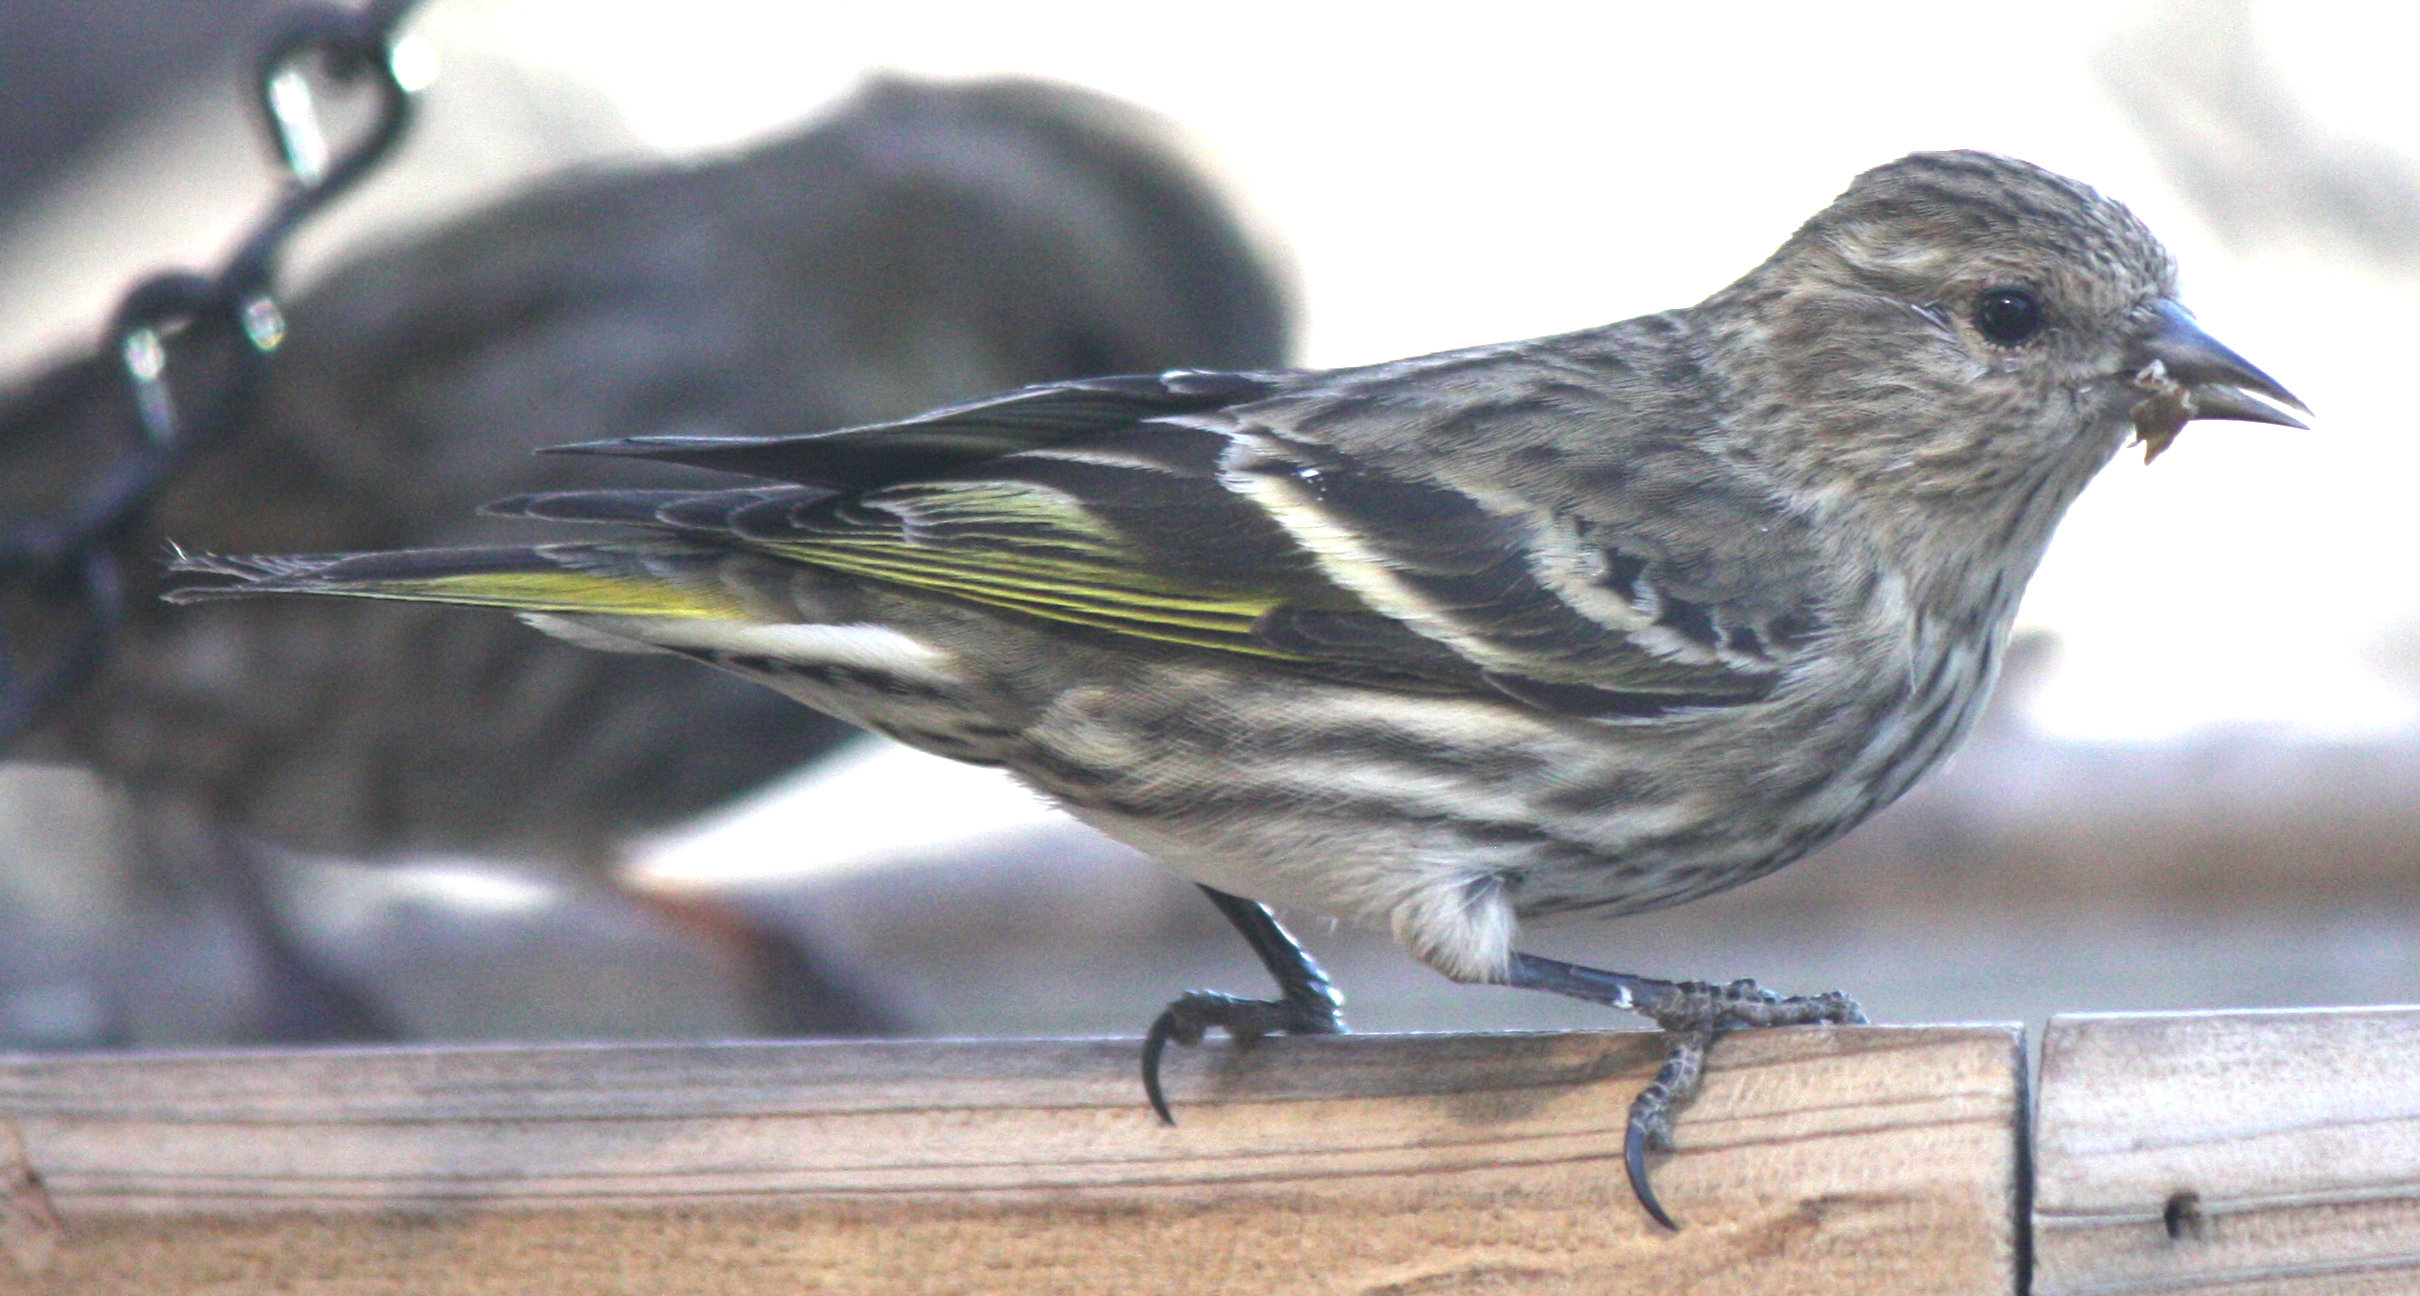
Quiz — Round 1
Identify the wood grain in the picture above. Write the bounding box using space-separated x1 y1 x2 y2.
2034 1007 2420 1296
0 1026 2020 1295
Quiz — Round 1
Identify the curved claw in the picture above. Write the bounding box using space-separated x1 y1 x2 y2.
1141 1008 1181 1125
1624 1115 1678 1232
1501 953 1865 1229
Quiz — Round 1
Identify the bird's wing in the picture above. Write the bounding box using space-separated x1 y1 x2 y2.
545 370 1292 490
500 365 1825 718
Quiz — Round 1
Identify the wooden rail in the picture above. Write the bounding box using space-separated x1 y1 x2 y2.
2035 1007 2420 1296
0 1008 2408 1294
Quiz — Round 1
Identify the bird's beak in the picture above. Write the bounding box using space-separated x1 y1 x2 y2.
2128 299 2307 462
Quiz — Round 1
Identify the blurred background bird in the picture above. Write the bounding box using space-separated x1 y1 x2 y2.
0 53 1292 1046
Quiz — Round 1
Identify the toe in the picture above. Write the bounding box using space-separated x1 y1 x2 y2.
1624 1107 1680 1231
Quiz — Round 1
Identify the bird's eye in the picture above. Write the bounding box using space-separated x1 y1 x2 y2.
1973 288 2044 346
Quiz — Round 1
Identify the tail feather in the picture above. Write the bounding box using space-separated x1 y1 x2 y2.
164 543 752 620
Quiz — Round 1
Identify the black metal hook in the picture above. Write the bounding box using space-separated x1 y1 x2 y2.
231 3 418 294
0 0 425 755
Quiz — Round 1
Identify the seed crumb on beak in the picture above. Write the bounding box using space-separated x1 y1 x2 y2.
2129 359 2196 463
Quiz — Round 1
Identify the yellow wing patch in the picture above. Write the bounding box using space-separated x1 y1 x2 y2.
757 538 1306 658
350 571 749 619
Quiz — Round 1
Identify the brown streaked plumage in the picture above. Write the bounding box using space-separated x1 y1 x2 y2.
168 151 2305 1225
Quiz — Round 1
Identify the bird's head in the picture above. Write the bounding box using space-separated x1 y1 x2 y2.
1725 150 2302 516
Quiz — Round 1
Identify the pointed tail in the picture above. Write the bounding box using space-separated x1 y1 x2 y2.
165 543 751 620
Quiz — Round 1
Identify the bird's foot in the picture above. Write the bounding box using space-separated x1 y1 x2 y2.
1624 978 1865 1228
1141 987 1344 1124
1144 887 1348 1124
1502 955 1864 1229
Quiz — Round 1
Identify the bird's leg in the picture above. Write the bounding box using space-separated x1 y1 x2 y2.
192 825 398 1044
1500 952 1864 1229
1142 885 1346 1123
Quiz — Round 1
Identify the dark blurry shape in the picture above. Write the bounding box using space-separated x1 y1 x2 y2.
2102 0 2420 267
5 74 1294 1042
0 0 286 216
180 822 401 1042
633 888 896 1039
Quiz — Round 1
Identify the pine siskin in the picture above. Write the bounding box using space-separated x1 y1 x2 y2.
169 151 2304 1224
